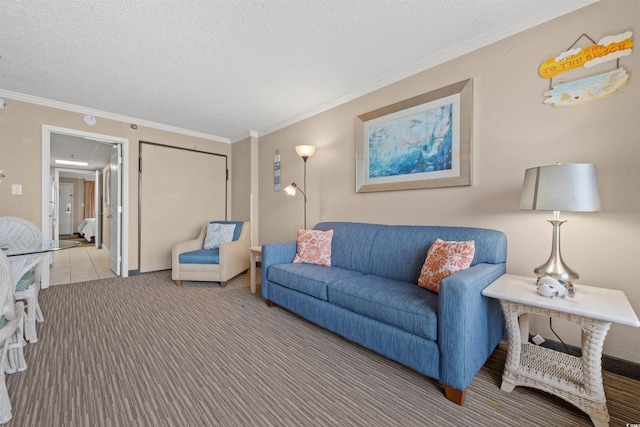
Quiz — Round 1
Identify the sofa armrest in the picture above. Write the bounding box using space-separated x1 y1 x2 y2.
260 241 296 299
437 263 506 391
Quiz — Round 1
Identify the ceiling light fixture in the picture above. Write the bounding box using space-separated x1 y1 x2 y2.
83 115 96 126
55 159 89 167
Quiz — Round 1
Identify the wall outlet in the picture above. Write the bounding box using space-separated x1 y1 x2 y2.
532 334 545 345
11 184 22 195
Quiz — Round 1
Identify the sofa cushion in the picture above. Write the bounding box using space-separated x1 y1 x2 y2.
267 263 363 301
293 229 333 266
179 249 220 264
314 222 384 273
328 275 439 341
418 239 475 293
313 223 507 283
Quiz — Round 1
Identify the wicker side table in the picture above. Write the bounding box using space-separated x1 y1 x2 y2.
483 274 640 427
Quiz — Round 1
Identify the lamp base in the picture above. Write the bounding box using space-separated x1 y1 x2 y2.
534 219 579 297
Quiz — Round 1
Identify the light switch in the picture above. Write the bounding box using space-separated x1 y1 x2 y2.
11 184 22 195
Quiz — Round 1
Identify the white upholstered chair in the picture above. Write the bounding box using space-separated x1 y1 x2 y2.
172 221 250 287
0 251 27 424
0 216 44 343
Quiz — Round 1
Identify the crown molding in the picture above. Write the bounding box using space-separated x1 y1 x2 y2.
256 0 598 138
0 89 230 144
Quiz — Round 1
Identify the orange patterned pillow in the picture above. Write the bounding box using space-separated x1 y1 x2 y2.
293 229 333 266
418 239 475 293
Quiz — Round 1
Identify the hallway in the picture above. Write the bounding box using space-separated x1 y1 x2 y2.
50 246 116 285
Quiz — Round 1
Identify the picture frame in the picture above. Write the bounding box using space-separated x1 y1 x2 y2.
356 79 472 192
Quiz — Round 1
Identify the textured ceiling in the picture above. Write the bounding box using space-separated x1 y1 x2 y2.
0 0 596 142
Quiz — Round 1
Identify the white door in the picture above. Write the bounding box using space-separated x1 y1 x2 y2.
59 183 73 235
50 178 57 239
94 170 102 249
109 146 121 275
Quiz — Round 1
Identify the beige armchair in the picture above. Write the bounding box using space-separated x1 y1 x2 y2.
171 221 250 287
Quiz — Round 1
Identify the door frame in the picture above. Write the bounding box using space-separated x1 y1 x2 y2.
41 124 129 280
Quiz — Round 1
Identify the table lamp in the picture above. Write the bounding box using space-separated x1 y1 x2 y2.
519 163 601 295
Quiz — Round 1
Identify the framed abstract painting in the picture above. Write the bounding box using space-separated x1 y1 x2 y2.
356 79 472 192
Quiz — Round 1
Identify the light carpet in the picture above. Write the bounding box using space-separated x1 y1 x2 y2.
5 270 640 426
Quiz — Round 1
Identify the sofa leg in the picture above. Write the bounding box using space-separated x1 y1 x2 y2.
174 280 182 286
265 300 276 307
444 386 466 405
220 281 227 288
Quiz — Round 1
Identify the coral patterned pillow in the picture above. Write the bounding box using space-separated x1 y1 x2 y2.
418 239 475 293
292 229 333 266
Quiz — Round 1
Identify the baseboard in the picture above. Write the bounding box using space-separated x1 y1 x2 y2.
527 336 640 381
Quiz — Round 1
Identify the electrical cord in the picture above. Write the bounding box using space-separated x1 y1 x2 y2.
549 317 573 356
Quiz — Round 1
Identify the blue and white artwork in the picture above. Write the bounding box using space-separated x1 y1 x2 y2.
367 103 453 179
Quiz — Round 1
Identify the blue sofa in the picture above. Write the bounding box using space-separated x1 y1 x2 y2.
261 222 507 405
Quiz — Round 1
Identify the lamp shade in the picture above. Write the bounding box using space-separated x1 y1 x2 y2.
284 183 297 196
295 145 316 159
520 163 601 212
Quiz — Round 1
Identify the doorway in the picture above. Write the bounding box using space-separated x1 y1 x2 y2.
41 125 129 286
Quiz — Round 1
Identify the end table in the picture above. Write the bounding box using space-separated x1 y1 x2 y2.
482 274 639 427
249 246 262 294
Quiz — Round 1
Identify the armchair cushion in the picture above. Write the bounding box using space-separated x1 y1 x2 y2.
179 249 220 265
204 223 236 249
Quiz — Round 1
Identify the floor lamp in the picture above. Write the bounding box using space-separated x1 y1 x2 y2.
285 145 315 229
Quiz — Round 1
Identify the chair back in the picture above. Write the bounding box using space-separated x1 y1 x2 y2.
0 252 14 318
0 216 42 254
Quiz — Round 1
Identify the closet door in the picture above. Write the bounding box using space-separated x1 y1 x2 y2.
139 142 227 273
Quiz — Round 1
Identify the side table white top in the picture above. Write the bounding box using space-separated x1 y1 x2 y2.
483 274 640 327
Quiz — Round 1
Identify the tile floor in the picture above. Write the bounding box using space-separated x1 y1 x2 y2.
50 246 117 285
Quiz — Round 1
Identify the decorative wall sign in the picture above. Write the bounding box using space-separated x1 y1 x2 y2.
540 32 632 107
274 149 280 192
539 31 632 78
355 79 472 192
543 68 629 106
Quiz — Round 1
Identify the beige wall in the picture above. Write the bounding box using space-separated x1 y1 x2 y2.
231 134 260 246
231 136 251 221
0 99 231 271
256 0 640 363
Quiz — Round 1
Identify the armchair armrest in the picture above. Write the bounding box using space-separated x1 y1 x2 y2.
172 224 207 266
218 229 250 281
260 241 296 299
438 263 506 391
